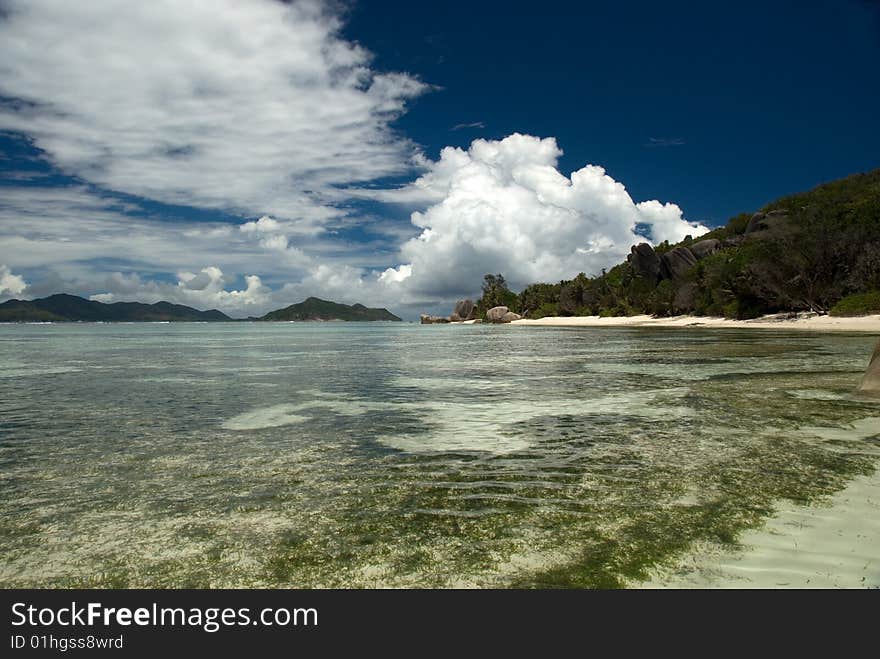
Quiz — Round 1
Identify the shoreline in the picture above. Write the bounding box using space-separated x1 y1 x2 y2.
509 312 880 333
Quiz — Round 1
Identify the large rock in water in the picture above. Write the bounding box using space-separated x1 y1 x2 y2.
690 238 720 260
501 311 522 322
628 243 662 282
420 314 450 324
859 340 880 394
659 246 698 281
453 299 476 320
486 306 509 323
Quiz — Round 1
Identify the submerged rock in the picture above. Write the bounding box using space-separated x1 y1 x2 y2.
859 340 880 394
486 306 510 323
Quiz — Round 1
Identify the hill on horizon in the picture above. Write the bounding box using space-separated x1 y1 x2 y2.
0 293 405 323
0 293 231 322
259 296 402 322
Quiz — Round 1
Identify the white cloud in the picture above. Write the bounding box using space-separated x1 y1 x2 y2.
0 0 428 226
379 134 709 299
378 263 412 284
0 265 28 298
239 216 296 251
0 2 712 320
636 200 702 243
0 182 423 315
259 234 290 252
90 267 271 314
240 217 282 234
0 130 709 319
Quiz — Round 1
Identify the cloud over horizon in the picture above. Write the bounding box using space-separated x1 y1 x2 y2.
0 3 710 319
0 265 27 298
89 267 272 312
0 134 709 318
377 134 708 301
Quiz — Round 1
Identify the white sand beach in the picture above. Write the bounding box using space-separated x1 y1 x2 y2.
511 312 880 332
642 468 880 588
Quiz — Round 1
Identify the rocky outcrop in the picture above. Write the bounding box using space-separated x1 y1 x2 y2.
454 299 477 320
745 212 765 234
659 246 698 281
483 306 521 323
486 306 510 323
690 238 720 260
629 239 717 289
628 243 662 282
859 340 880 394
421 298 478 324
672 282 699 314
746 209 789 234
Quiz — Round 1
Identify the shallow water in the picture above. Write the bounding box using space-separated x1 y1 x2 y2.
0 322 877 588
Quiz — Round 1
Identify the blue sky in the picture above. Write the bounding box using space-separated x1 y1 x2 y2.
0 0 878 317
348 0 880 224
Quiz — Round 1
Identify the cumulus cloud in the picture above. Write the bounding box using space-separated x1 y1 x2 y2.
90 267 271 314
0 0 711 320
378 264 413 284
378 134 708 299
1 132 709 318
240 216 293 251
0 2 712 319
240 217 282 235
0 182 422 315
0 0 428 225
0 265 28 298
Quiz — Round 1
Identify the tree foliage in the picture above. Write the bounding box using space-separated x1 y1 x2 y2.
475 274 519 317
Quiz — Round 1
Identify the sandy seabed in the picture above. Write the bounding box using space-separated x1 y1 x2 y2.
642 469 880 588
509 311 880 587
511 312 880 333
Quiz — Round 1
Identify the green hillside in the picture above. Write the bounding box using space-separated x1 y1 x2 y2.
0 294 231 322
261 297 401 321
476 169 880 320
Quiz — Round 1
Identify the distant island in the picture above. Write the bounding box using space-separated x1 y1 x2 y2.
258 297 401 322
0 293 230 322
0 293 401 323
